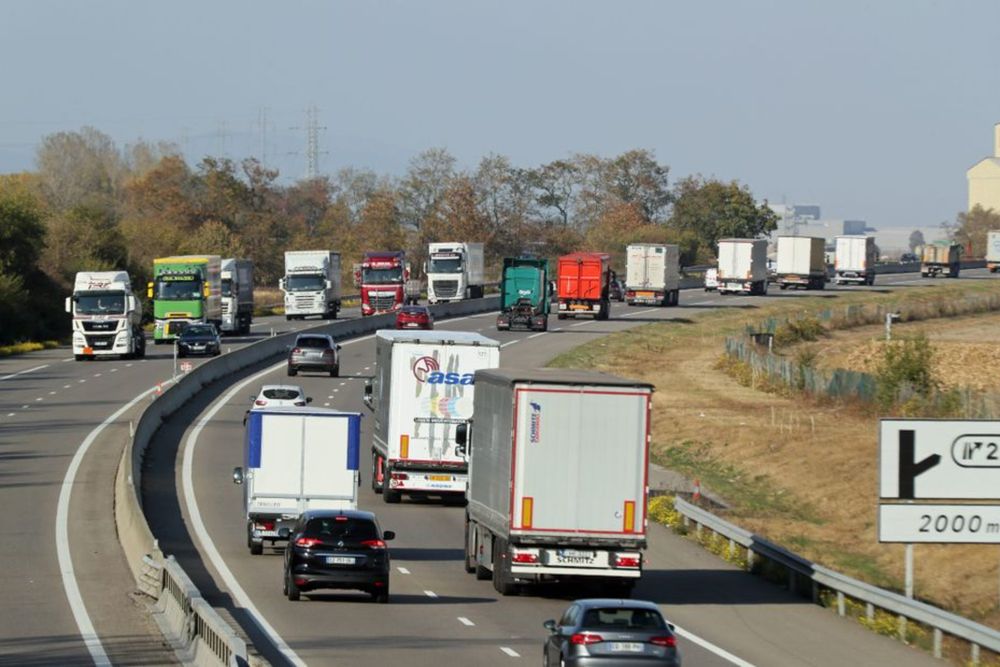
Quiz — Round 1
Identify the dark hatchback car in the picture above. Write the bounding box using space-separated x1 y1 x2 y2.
543 599 681 667
176 323 221 357
283 509 395 602
287 333 340 377
395 305 434 330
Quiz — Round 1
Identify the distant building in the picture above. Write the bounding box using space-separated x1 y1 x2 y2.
767 203 874 246
967 123 1000 212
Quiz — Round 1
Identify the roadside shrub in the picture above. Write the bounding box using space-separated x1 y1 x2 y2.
874 334 937 409
774 316 825 347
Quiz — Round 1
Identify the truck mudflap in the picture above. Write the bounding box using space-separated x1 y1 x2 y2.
387 469 467 494
507 546 643 578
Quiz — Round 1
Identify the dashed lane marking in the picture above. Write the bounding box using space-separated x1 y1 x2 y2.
424 590 438 598
458 617 475 626
526 332 546 339
500 647 520 658
6 413 14 417
63 385 71 389
49 391 57 395
78 379 86 383
500 341 519 348
397 567 410 574
110 368 118 373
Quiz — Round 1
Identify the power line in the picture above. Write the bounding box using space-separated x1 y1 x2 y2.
290 105 327 179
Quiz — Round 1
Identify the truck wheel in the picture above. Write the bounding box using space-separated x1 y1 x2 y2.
463 517 476 574
248 525 263 555
382 468 401 504
492 539 517 596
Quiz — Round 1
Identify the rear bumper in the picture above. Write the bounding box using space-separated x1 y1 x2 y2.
291 567 388 591
388 470 467 493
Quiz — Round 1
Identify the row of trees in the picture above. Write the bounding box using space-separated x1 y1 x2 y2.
0 127 779 344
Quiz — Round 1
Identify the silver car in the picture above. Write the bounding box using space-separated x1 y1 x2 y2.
543 599 681 667
287 334 341 377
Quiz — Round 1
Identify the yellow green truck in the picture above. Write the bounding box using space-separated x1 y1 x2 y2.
149 255 222 343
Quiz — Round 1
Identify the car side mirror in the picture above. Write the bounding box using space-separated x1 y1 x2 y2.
667 623 675 632
232 467 244 485
306 397 313 403
278 527 290 539
325 280 332 289
364 381 373 397
456 423 468 447
336 344 342 350
383 530 395 541
127 295 137 312
279 278 286 291
64 296 72 313
543 620 557 633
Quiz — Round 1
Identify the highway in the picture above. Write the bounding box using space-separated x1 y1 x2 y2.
140 273 976 666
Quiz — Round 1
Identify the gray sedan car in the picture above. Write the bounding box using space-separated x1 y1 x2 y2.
287 333 341 377
543 599 680 667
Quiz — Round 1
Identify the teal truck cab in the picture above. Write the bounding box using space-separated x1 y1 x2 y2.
496 258 550 332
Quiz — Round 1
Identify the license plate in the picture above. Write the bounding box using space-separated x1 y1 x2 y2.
429 474 451 481
637 291 654 298
326 556 355 565
726 282 742 289
570 304 589 310
611 642 644 652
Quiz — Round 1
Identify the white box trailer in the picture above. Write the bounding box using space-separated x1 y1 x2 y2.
625 243 681 306
463 368 653 596
367 330 501 503
775 236 827 290
281 250 342 320
987 231 1000 272
220 258 254 334
235 407 361 554
834 235 877 285
717 238 768 295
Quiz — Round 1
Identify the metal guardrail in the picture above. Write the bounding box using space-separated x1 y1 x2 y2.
116 296 502 666
673 497 1000 663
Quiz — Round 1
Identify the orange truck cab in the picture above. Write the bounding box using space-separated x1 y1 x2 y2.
556 252 611 320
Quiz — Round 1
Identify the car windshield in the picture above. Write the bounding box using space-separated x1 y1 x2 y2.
580 608 666 630
428 256 462 273
296 336 330 349
184 325 215 336
303 517 378 541
262 388 301 400
155 277 202 300
74 291 125 315
362 267 403 285
285 274 326 292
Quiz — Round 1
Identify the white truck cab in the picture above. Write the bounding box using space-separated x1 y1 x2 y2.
66 271 145 360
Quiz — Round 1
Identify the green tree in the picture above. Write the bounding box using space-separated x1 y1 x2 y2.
398 148 456 231
0 176 46 277
952 205 1000 257
908 229 925 252
669 176 778 256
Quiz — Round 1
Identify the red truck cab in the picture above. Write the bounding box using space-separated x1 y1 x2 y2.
556 252 611 320
360 251 407 316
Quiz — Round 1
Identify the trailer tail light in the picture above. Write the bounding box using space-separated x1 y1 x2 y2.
400 434 409 459
295 537 322 548
650 636 677 648
614 553 641 568
256 521 275 531
570 633 603 645
521 497 533 529
623 500 635 533
390 472 409 480
361 539 387 550
511 548 539 564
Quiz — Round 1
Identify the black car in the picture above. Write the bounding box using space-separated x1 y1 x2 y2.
543 599 681 667
609 278 626 302
282 509 395 602
177 323 221 357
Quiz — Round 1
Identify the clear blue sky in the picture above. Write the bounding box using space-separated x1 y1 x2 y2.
2 0 998 230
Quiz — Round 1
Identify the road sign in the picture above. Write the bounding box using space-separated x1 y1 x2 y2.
880 420 1000 500
879 504 1000 544
180 361 193 373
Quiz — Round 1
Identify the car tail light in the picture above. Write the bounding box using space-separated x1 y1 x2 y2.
614 554 641 568
650 636 677 648
322 349 334 358
335 516 349 522
511 552 538 564
361 539 387 550
295 537 322 548
291 347 301 355
570 633 603 645
254 400 267 406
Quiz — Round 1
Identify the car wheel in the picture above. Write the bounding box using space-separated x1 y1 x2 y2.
287 366 297 377
249 540 263 555
285 570 300 601
371 585 389 604
330 365 339 378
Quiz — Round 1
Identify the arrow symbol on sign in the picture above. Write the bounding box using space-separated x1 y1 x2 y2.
899 429 941 499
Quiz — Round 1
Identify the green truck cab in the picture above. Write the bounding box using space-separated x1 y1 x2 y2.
149 255 222 343
496 257 550 332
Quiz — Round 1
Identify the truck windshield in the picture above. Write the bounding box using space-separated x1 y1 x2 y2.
221 279 233 297
428 256 463 273
155 278 202 300
74 291 126 315
285 274 326 292
362 267 403 285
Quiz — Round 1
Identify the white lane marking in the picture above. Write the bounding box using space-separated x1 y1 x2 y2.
327 395 334 399
333 389 339 393
21 404 28 409
110 368 118 373
93 373 101 378
183 360 309 667
49 391 57 395
397 566 410 574
5 413 14 417
673 624 755 666
458 616 475 626
364 366 370 370
62 357 74 362
500 647 520 657
0 364 49 382
78 379 86 383
323 403 330 407
569 321 590 327
500 340 519 348
526 332 546 339
64 384 71 389
339 382 346 386
57 379 172 667
125 363 133 367
424 590 438 598
623 308 658 317
35 397 43 402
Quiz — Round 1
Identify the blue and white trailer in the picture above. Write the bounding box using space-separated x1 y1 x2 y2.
234 407 361 555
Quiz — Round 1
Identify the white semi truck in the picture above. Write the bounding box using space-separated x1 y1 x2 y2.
461 368 653 596
281 250 341 320
233 407 362 555
66 271 145 361
775 236 827 290
833 235 877 285
426 242 485 303
717 238 769 295
624 243 680 306
220 258 254 334
366 330 500 504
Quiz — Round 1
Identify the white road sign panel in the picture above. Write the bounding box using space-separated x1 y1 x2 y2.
880 420 1000 500
879 504 1000 543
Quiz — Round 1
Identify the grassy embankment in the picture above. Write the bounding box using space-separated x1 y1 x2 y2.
548 280 1000 633
0 340 61 357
